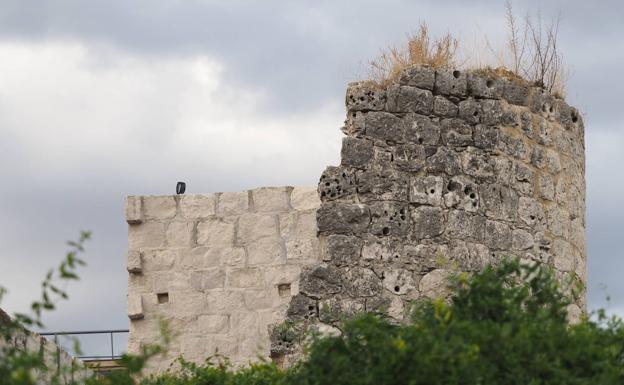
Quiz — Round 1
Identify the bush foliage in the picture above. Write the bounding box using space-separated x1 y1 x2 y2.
3 242 624 385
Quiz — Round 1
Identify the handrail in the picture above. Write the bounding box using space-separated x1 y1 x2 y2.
40 329 129 360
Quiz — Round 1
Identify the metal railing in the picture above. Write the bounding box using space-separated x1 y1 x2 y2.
39 329 129 361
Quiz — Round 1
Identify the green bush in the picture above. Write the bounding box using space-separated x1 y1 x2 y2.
139 259 624 385
4 252 624 385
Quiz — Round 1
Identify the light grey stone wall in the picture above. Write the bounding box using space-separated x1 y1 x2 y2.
270 66 586 361
125 187 320 372
0 307 92 383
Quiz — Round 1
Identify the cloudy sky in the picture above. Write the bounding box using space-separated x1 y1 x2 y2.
0 0 622 357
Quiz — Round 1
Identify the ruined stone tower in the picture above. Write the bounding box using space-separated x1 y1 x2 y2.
125 66 586 372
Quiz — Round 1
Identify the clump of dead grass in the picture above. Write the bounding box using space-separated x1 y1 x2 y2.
368 3 568 97
369 23 458 87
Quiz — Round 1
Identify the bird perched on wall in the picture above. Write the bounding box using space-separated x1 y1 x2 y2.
176 182 186 195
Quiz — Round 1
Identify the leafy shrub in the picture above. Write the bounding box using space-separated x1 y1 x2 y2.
4 253 624 385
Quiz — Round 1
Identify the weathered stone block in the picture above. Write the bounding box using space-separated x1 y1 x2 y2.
300 264 342 299
443 176 480 212
237 213 278 243
433 96 458 117
419 269 450 299
361 237 404 263
426 147 461 175
434 69 467 96
290 187 320 211
473 124 499 151
482 184 518 221
393 143 426 172
178 247 232 269
143 196 177 220
129 222 166 249
343 267 382 298
512 229 534 250
538 173 555 201
198 315 230 334
346 82 387 111
197 219 235 247
227 268 264 288
502 81 530 105
441 118 473 147
386 85 434 114
410 175 444 206
285 238 319 262
180 194 216 219
404 243 449 272
251 187 291 213
125 196 143 224
462 148 495 179
319 296 364 323
398 66 435 89
166 221 194 247
552 239 575 272
370 202 409 237
446 210 485 242
480 99 505 125
467 73 504 99
341 137 374 169
363 111 406 142
458 98 481 124
190 268 226 291
280 211 317 239
357 169 409 202
128 294 144 320
383 268 416 295
246 237 285 265
450 241 491 271
127 250 143 274
518 197 545 228
326 234 362 266
318 166 356 202
404 113 441 145
217 191 249 217
484 220 512 250
286 294 317 320
317 202 370 235
411 206 444 240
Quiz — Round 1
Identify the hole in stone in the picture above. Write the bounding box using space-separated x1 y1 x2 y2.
400 215 406 220
308 305 315 311
278 283 291 297
542 104 547 112
325 182 330 186
472 202 478 207
486 79 494 88
400 208 405 214
453 70 461 78
464 186 472 195
473 111 479 117
382 227 390 235
384 210 388 215
549 106 554 113
342 172 346 178
530 215 535 220
359 96 365 101
157 292 169 304
352 113 356 118
430 189 435 194
394 285 400 292
418 137 424 144
395 255 399 259
571 112 578 123
469 193 476 199
330 193 335 198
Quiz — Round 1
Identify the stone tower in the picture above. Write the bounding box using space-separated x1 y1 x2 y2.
270 66 586 363
125 66 586 372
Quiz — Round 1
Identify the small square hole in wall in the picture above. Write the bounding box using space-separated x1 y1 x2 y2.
157 292 169 304
277 283 291 297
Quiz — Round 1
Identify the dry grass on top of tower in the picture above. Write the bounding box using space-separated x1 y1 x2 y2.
369 23 458 87
369 3 567 98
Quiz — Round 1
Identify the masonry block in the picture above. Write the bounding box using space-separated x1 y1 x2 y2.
180 194 216 219
218 191 249 217
127 294 144 320
252 187 291 213
127 250 143 274
143 196 177 220
197 219 235 247
237 213 278 243
125 196 143 224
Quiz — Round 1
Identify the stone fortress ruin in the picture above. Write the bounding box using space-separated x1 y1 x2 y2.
125 66 586 373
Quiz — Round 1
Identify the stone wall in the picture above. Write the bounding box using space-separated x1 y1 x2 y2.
0 307 91 383
125 187 320 371
270 67 586 361
126 66 586 371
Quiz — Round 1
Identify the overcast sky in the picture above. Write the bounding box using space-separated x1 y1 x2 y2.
0 0 622 357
